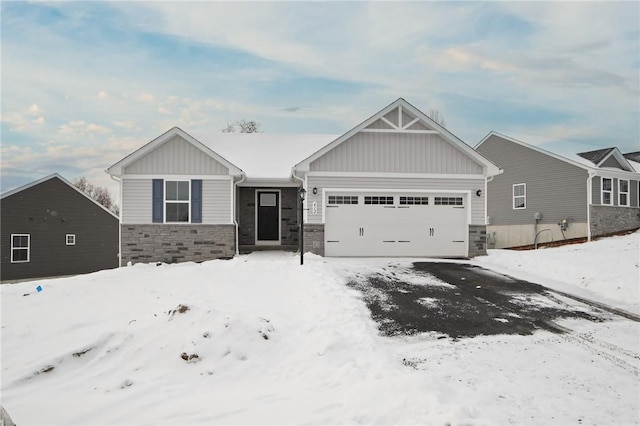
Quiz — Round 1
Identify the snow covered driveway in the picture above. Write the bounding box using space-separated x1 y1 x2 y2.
348 262 610 338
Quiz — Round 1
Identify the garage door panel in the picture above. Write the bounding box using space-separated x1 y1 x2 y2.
324 192 468 257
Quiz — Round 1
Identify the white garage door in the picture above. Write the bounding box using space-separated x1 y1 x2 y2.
324 192 468 257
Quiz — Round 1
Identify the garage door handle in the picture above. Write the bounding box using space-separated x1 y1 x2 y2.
359 227 364 236
428 227 434 236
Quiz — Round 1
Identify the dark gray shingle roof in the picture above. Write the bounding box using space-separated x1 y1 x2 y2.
623 151 640 163
576 147 616 165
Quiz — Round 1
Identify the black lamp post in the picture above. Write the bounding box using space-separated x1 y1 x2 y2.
299 188 306 265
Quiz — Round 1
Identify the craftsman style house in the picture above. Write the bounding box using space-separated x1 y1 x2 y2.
107 98 501 265
476 132 640 248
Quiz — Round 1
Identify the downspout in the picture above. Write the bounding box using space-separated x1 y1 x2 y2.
586 171 596 242
109 174 122 266
233 173 246 255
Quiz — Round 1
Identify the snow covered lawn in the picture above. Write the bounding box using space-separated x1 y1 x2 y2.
1 234 639 425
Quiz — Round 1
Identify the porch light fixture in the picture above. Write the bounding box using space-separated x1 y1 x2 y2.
312 187 318 195
299 188 306 265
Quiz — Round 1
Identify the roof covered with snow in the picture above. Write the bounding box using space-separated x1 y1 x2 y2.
194 133 339 180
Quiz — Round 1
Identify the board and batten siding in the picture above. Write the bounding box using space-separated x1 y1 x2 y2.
124 135 230 175
122 178 232 224
477 134 589 225
306 176 486 225
310 133 483 175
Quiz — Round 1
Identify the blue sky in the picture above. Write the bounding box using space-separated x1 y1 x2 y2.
2 1 639 195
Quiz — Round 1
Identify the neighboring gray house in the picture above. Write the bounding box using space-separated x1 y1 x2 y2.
107 98 501 264
476 132 640 249
1 174 119 281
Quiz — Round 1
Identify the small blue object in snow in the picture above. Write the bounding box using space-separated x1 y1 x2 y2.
36 285 43 292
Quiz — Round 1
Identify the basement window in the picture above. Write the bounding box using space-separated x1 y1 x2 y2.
66 234 76 246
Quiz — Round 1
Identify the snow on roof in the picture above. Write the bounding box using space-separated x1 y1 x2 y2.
191 133 339 179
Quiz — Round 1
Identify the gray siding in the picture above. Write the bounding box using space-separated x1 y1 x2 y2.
600 156 625 169
306 176 486 225
477 134 589 226
1 177 118 281
122 178 232 224
310 132 483 174
592 176 601 204
124 135 229 175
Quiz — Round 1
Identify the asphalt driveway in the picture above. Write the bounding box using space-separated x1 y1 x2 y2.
348 262 610 339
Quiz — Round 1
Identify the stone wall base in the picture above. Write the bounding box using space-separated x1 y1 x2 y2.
302 223 325 256
468 225 487 257
590 205 640 237
121 224 235 265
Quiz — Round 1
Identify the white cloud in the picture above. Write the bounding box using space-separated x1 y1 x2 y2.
58 120 111 136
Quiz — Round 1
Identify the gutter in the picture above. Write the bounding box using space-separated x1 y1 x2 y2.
233 173 246 255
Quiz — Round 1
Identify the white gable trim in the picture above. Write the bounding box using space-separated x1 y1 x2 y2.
294 98 501 177
476 131 640 179
1 173 119 219
106 127 244 177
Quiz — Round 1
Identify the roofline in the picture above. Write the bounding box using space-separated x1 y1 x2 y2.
1 173 119 219
476 131 640 177
106 126 244 177
294 98 501 177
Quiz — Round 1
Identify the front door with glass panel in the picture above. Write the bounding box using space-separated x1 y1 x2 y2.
256 191 280 244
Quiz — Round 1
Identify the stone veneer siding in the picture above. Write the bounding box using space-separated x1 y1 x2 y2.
590 205 640 237
303 223 325 256
468 225 487 257
238 187 299 246
121 224 235 265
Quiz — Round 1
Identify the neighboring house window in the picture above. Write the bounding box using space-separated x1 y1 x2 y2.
602 178 612 205
513 184 526 209
435 197 463 206
619 179 629 206
165 181 190 222
11 234 30 263
364 196 394 205
328 195 358 205
66 234 76 245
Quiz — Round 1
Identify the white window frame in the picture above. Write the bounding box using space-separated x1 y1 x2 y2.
601 177 612 206
11 234 30 263
66 234 76 246
513 183 526 210
618 179 629 207
164 180 191 223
